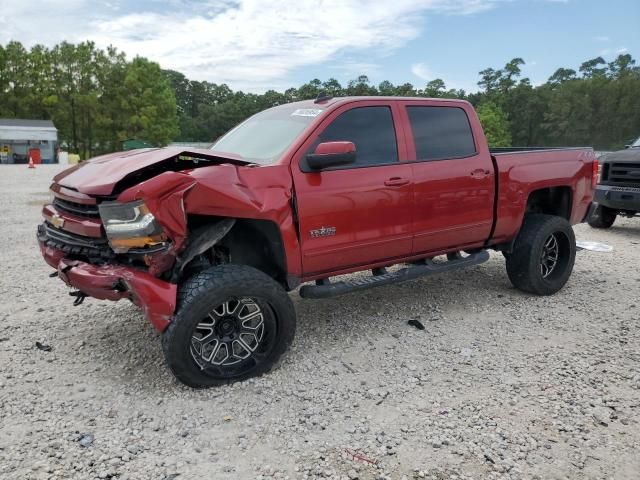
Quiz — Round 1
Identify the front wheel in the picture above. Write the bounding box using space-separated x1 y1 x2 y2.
588 204 616 229
506 214 576 295
162 265 296 388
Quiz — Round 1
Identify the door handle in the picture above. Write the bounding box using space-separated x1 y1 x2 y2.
384 177 410 187
470 168 491 179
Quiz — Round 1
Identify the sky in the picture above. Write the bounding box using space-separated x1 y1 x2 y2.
0 0 638 93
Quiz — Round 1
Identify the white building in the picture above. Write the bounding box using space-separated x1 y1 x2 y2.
0 119 58 164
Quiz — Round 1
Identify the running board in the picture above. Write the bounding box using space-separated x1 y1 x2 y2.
299 250 490 299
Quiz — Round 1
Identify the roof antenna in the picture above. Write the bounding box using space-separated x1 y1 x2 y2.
314 91 333 104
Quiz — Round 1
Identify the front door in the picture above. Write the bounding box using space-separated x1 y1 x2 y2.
291 103 413 276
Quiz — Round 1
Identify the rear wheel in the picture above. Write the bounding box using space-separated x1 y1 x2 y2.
162 265 296 388
588 204 616 229
506 214 576 295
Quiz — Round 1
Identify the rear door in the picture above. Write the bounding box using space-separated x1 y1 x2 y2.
291 101 413 275
399 101 495 254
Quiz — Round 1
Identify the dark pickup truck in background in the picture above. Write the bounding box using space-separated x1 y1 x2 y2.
589 136 640 228
38 96 597 387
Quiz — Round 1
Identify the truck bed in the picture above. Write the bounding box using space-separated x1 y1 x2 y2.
490 146 590 154
489 146 596 246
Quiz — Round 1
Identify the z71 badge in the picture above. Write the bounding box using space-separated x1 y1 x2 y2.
310 226 336 238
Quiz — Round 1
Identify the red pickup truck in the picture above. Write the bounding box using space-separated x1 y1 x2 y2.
38 96 597 388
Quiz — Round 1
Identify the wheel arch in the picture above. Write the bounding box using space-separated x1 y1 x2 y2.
496 186 573 253
525 186 573 220
182 215 291 289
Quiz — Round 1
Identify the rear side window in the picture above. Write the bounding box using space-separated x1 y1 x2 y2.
316 106 398 167
407 106 476 161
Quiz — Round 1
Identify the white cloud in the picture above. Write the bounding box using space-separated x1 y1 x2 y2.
594 35 610 42
86 2 425 91
0 0 92 46
597 47 628 58
0 0 506 91
411 62 434 81
329 60 382 79
411 62 477 92
422 0 506 15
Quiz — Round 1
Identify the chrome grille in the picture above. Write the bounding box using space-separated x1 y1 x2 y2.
53 197 100 218
601 162 640 187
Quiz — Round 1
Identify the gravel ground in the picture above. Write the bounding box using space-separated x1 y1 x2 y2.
1 165 639 480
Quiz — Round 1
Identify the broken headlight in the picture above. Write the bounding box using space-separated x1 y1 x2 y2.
98 200 167 253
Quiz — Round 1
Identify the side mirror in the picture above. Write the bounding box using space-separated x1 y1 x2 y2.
306 141 356 170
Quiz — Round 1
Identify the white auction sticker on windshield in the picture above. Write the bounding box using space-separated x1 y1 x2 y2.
291 108 323 117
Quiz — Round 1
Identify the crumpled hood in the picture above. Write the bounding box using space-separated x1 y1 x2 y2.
601 148 640 164
53 147 249 196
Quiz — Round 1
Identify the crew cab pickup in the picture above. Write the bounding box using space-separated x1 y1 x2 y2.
38 96 598 387
588 135 640 228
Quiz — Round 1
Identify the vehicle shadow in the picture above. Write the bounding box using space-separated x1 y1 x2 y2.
609 224 640 236
67 259 510 390
67 253 590 392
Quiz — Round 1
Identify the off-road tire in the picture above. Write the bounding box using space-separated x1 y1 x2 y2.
587 204 616 229
162 265 296 388
506 214 576 295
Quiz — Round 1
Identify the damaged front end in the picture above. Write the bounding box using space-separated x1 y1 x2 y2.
37 147 297 332
37 184 180 331
37 150 239 331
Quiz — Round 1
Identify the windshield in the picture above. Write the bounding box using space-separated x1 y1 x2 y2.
632 136 640 148
210 104 325 164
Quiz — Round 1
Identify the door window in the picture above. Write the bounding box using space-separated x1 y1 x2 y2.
407 106 476 161
311 106 398 168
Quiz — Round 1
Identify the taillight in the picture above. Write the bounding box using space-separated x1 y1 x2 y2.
592 159 599 188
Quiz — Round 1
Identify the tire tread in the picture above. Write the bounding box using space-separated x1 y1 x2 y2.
506 214 576 295
587 204 616 229
162 265 296 388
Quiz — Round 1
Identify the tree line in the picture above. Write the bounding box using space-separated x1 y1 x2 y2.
0 41 178 158
1 40 639 158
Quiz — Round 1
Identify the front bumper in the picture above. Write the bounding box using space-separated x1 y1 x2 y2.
594 185 640 212
39 240 177 332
